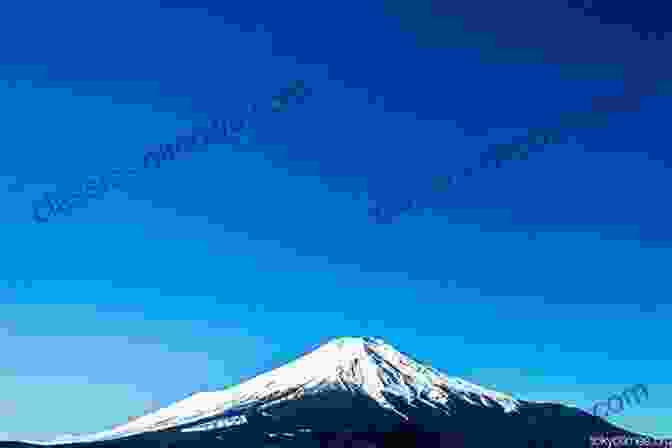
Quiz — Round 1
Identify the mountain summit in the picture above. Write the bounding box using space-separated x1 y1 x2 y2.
123 336 518 430
2 337 653 448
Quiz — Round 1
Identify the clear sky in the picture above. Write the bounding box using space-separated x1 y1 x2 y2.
1 0 670 442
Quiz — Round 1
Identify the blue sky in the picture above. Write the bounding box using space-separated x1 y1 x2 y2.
1 0 671 441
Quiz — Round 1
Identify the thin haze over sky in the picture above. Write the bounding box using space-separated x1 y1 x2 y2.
1 0 671 441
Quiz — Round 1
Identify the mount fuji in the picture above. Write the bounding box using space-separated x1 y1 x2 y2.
0 337 650 447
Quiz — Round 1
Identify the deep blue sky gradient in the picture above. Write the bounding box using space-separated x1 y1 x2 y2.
1 0 670 440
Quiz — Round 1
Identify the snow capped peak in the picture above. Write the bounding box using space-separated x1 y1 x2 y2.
308 336 520 417
40 337 521 444
141 336 517 426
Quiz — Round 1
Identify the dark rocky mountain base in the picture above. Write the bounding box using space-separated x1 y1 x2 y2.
0 392 644 448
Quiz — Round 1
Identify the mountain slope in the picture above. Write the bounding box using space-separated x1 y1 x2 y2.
1 337 656 448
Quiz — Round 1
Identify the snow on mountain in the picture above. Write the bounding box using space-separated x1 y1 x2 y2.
29 337 521 445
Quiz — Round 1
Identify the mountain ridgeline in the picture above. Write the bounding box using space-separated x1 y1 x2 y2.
0 337 651 447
